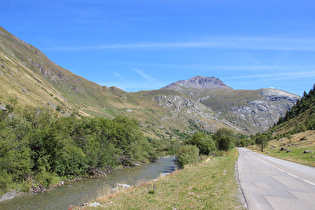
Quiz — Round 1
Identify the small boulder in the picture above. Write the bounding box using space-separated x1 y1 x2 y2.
304 150 314 154
286 150 291 153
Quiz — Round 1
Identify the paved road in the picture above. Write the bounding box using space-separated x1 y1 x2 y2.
237 148 315 210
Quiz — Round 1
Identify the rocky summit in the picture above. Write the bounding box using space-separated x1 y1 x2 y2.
162 76 232 91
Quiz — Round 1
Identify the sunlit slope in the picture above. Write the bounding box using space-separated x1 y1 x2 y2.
271 85 315 135
0 26 242 139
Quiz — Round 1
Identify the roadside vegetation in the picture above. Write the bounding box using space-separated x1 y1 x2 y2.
176 128 237 168
0 101 177 195
88 149 243 209
250 84 315 166
79 127 244 209
249 131 315 167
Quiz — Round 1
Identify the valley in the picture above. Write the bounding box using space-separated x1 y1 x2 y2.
0 26 300 138
1 25 314 209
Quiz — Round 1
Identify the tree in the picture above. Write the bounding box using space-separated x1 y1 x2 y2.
255 135 269 152
213 128 236 151
185 131 216 155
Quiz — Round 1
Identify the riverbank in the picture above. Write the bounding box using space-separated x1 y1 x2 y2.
0 158 160 203
83 149 243 209
0 157 177 209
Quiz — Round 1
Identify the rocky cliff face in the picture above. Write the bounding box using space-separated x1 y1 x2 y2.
153 95 215 118
152 94 245 133
228 89 299 133
162 77 301 133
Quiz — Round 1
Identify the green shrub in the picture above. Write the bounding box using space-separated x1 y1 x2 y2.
0 171 12 194
213 128 236 151
176 145 199 168
35 167 59 187
0 105 162 192
185 131 216 155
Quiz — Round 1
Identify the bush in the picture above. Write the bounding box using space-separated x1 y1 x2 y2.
35 167 59 188
0 171 12 194
176 145 199 168
0 105 163 192
213 128 236 151
185 132 216 155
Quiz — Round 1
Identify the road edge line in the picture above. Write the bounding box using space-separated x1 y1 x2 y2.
235 149 249 209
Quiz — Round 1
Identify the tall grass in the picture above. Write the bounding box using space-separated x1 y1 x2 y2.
88 149 243 209
250 131 315 167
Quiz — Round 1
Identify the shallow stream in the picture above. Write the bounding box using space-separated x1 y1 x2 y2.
0 156 177 209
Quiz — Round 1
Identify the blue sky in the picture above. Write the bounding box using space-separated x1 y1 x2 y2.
1 0 315 96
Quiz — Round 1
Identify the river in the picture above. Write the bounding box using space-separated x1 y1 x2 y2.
0 156 177 210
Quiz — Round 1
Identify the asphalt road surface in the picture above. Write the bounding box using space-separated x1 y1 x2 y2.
238 148 315 210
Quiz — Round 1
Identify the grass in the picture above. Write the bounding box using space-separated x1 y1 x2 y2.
249 130 315 167
83 149 244 209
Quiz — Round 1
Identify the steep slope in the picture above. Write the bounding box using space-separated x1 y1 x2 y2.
1 26 299 136
271 85 315 134
0 27 243 139
0 26 127 116
162 76 300 133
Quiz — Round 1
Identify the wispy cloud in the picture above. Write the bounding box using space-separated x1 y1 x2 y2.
133 68 158 82
101 68 165 91
45 37 315 52
101 81 167 92
111 71 124 80
131 63 315 71
222 71 315 81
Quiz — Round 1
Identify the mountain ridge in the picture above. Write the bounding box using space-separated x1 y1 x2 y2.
162 75 232 91
0 26 300 135
161 76 300 133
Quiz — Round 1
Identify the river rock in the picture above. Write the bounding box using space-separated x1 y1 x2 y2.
89 202 102 207
31 184 46 193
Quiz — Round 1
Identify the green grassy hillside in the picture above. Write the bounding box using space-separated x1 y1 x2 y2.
271 84 315 135
1 26 241 140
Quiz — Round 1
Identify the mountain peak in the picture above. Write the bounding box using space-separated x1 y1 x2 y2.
162 76 232 91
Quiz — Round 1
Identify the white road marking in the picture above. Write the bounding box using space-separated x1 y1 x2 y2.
287 173 297 178
304 180 315 186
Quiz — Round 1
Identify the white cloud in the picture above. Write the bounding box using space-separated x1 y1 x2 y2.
222 71 315 81
45 37 315 52
101 80 167 92
133 68 157 82
102 68 164 92
111 71 124 80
